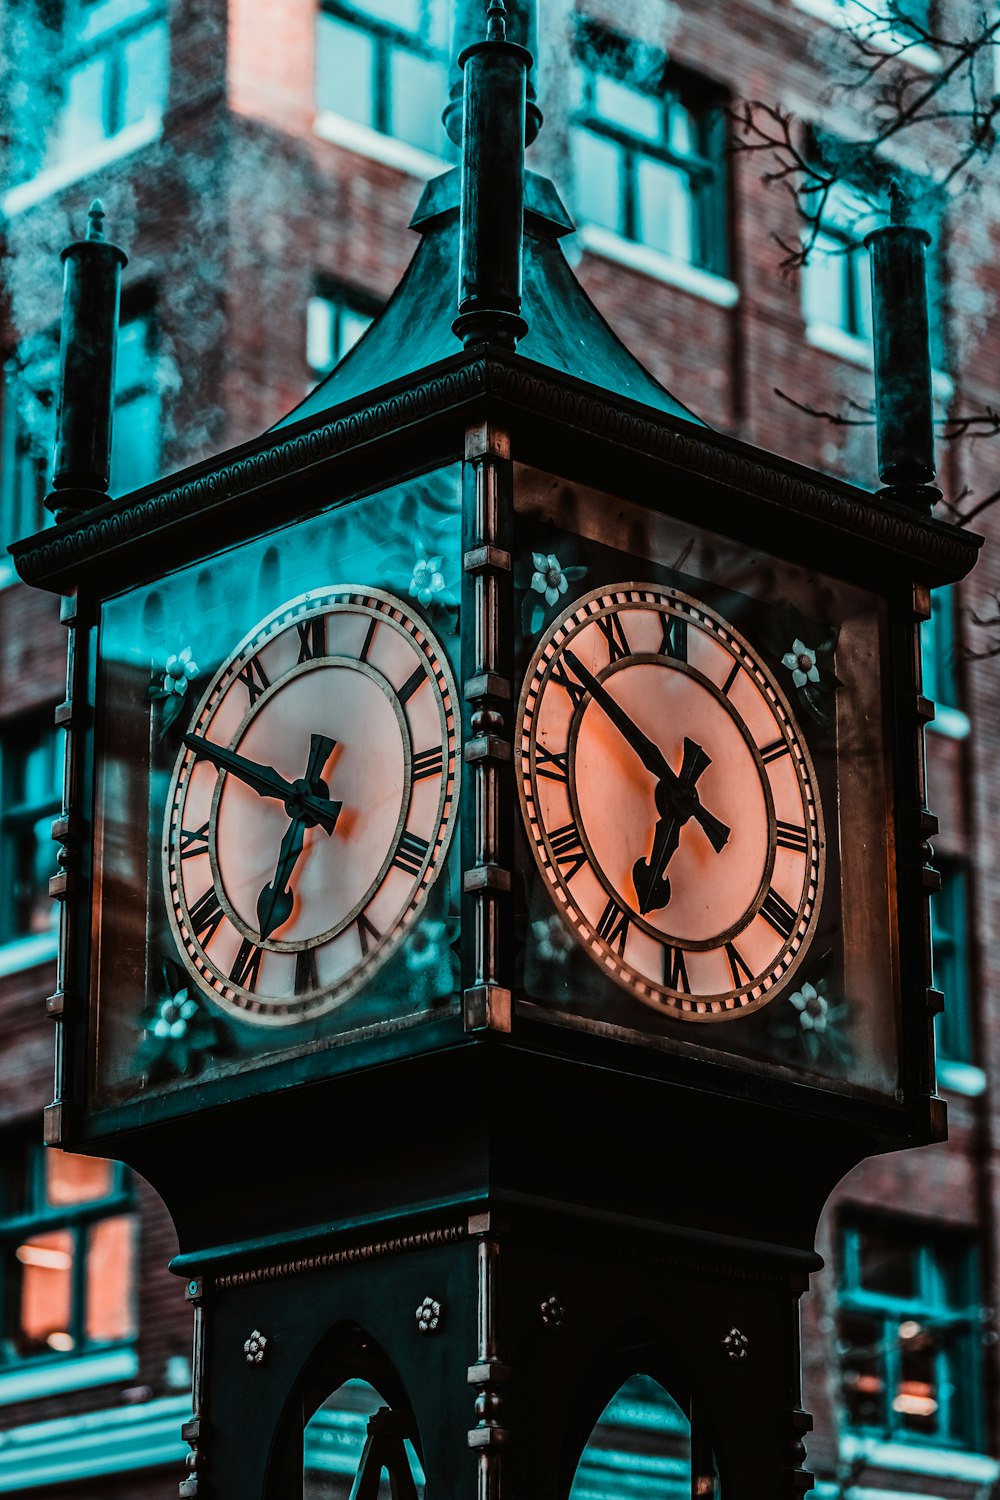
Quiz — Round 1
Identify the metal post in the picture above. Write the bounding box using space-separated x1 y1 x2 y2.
445 0 540 147
46 200 128 524
865 182 939 511
453 0 531 349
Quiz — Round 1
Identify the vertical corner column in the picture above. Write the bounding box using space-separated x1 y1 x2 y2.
462 423 514 1034
43 586 90 1146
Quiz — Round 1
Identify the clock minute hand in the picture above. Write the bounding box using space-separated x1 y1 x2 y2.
561 650 671 782
182 733 342 835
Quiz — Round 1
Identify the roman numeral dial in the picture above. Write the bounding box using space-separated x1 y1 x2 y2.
165 587 460 1025
519 584 824 1022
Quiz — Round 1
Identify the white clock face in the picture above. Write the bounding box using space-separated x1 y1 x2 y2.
163 587 459 1024
518 585 825 1020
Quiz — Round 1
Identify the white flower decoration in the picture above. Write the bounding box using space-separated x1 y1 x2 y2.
789 981 828 1033
406 918 449 973
163 647 199 695
781 638 820 689
530 553 569 607
409 545 447 605
152 989 199 1039
532 915 573 964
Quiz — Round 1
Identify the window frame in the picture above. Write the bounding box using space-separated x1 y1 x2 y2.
306 281 381 383
570 24 730 277
0 1139 136 1369
315 0 450 157
0 716 63 950
837 1218 983 1451
10 0 169 190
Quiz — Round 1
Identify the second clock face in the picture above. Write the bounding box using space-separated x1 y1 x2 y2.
163 587 459 1024
518 585 825 1020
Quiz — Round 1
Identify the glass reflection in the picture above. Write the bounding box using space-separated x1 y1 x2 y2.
304 1380 424 1500
569 1375 717 1500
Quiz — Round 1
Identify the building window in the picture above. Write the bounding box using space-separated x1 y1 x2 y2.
0 1141 136 1363
0 719 62 947
315 0 450 158
1 309 162 553
838 1219 982 1449
10 0 169 188
801 149 946 364
306 285 378 382
932 862 972 1064
922 587 959 710
570 25 728 274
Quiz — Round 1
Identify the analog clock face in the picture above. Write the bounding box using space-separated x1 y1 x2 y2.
518 585 825 1021
163 587 459 1024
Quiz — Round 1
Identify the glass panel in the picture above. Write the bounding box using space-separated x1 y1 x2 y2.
307 296 337 375
667 101 697 156
389 47 446 154
315 15 376 126
569 1375 695 1499
122 21 170 128
58 55 109 160
594 74 660 141
111 388 161 495
15 1229 75 1355
636 155 695 262
802 232 849 330
46 1152 114 1207
13 813 57 935
839 1312 885 1429
350 0 421 34
426 0 450 52
85 1214 136 1342
894 1320 944 1436
857 1226 916 1298
340 308 373 356
571 127 623 233
116 317 152 394
304 1381 425 1497
852 245 874 340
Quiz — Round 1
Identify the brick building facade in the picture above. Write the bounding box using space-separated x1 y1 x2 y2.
0 0 997 1495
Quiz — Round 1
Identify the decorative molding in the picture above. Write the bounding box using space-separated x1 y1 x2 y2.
212 1222 468 1290
12 353 980 593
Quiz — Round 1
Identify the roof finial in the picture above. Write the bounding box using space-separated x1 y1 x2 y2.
87 199 106 241
486 0 507 41
888 178 909 227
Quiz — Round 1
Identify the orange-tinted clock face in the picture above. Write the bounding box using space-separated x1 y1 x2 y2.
518 585 825 1020
163 587 459 1024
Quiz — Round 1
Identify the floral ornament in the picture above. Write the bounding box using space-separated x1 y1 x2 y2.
409 543 448 606
531 914 574 966
518 548 587 637
788 980 828 1032
782 639 821 690
135 963 222 1079
148 647 200 738
540 1295 566 1331
415 1297 442 1335
722 1328 750 1363
772 605 841 729
405 915 460 1004
243 1330 268 1366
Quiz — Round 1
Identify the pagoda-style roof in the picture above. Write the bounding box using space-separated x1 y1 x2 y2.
274 169 704 432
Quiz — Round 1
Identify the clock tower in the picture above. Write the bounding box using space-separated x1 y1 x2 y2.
10 4 980 1497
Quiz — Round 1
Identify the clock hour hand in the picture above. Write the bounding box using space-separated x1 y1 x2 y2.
183 732 341 834
561 651 730 853
634 738 717 914
255 735 339 941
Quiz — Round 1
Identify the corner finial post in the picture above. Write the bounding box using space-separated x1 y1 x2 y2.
452 0 532 349
865 189 939 511
46 201 128 524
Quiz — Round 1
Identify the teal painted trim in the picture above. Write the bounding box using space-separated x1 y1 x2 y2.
0 1395 189 1492
0 1348 138 1406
